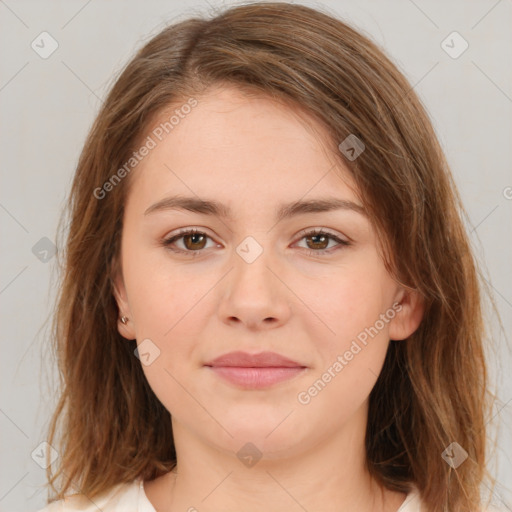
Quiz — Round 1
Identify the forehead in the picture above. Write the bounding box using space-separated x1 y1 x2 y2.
126 85 359 210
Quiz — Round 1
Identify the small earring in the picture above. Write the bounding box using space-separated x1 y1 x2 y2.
120 316 129 324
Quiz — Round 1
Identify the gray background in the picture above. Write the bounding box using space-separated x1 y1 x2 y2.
0 0 511 510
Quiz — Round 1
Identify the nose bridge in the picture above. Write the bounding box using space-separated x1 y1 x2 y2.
218 232 291 327
231 233 278 297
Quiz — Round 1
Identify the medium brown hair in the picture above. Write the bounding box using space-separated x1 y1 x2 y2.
44 2 497 510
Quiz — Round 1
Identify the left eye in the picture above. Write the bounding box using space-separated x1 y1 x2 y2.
162 228 350 256
295 229 350 255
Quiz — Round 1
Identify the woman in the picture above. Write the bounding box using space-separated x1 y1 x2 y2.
37 2 500 511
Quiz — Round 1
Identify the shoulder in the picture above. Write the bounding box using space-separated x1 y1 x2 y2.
394 484 427 512
35 479 146 512
397 485 509 512
483 504 510 512
35 500 63 512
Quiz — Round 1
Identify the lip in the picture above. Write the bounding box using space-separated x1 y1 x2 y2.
205 350 304 368
204 351 307 389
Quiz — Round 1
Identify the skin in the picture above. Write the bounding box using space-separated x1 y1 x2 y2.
113 84 424 512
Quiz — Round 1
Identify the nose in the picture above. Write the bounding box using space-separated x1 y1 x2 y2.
217 242 292 331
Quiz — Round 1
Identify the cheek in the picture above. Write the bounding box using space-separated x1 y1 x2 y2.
120 241 215 413
310 259 395 351
299 254 396 402
121 237 207 337
295 275 394 428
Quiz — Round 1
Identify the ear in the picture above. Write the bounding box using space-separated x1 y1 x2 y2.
111 261 136 340
388 286 425 341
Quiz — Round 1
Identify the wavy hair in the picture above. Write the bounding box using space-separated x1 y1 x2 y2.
44 3 497 510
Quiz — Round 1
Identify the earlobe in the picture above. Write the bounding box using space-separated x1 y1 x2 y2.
111 265 136 340
388 287 425 341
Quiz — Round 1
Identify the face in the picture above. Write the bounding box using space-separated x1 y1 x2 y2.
113 84 423 460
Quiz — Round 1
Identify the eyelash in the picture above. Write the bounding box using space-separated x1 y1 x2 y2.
161 228 350 257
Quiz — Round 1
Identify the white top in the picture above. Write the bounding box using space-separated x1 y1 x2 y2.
36 478 425 511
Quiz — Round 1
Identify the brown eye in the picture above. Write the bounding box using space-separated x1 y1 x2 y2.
305 232 330 250
162 228 214 255
295 229 350 256
182 232 207 250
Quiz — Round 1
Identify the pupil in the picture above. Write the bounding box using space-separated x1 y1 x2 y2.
309 234 327 249
186 233 205 249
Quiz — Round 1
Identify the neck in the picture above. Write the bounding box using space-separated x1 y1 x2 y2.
144 402 406 512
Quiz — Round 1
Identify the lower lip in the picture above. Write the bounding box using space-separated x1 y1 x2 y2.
207 366 307 389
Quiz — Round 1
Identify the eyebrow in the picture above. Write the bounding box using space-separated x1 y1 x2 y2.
144 195 366 222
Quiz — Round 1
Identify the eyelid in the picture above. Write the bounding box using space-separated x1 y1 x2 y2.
161 226 351 256
292 228 351 255
294 226 350 243
162 227 218 251
164 226 349 242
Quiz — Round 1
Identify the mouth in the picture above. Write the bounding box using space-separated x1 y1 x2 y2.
204 351 308 389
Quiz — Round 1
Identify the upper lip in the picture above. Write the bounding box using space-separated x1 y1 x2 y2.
205 351 306 368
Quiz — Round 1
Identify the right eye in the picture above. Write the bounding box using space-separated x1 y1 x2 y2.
162 228 217 255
